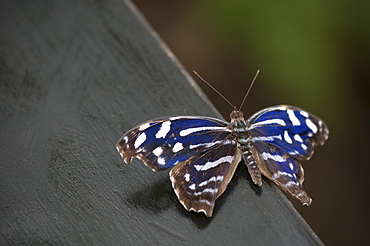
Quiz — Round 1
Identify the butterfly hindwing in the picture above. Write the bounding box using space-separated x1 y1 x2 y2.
116 116 232 171
170 138 240 217
250 143 310 204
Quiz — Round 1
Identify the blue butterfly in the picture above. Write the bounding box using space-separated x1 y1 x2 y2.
116 105 328 217
116 72 329 217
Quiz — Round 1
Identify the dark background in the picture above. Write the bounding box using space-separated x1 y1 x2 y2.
132 1 370 245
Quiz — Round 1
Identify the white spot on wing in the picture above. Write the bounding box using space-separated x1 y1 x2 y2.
222 140 234 145
273 171 293 179
172 142 184 153
261 152 285 162
179 126 229 137
168 116 183 121
284 130 293 144
155 121 171 139
303 198 312 206
194 156 233 171
134 133 146 148
190 141 218 149
252 135 282 142
301 143 308 150
189 140 233 149
285 181 299 187
198 180 209 187
300 111 309 117
287 110 301 126
289 163 295 171
306 119 318 134
153 147 164 156
194 188 217 195
294 134 303 142
251 119 286 128
189 183 196 190
123 136 128 143
139 123 151 131
184 173 190 182
198 175 224 187
157 157 165 165
203 188 217 193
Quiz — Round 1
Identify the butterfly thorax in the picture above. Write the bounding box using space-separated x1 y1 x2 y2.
230 110 250 145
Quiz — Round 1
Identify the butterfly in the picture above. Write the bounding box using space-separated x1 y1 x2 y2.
116 71 329 217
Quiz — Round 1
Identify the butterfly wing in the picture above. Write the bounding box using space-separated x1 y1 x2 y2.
117 116 241 216
250 143 311 204
247 105 329 204
170 137 240 217
116 116 232 171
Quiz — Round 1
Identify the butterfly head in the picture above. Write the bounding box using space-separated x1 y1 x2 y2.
230 109 245 123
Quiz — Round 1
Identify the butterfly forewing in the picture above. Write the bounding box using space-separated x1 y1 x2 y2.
116 116 232 171
248 105 328 160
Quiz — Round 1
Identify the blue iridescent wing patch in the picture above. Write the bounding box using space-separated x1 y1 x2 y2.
248 105 328 160
116 116 232 171
116 105 329 217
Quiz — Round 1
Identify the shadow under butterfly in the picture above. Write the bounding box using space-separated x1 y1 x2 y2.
116 71 329 217
126 164 248 228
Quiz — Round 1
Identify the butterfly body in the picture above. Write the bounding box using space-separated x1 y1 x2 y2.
116 105 328 217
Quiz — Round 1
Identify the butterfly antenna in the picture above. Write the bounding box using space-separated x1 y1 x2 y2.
193 70 236 109
238 69 260 110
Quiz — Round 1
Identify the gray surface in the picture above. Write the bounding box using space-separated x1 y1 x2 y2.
0 0 322 245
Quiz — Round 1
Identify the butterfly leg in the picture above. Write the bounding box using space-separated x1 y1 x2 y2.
240 144 262 186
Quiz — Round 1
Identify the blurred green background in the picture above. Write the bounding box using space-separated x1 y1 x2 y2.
133 0 369 245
